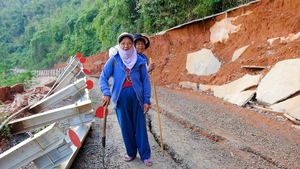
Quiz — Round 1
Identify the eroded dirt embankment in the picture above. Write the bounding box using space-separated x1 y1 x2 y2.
77 0 300 88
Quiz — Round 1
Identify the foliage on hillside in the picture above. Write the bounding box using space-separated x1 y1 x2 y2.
0 0 254 71
0 71 37 88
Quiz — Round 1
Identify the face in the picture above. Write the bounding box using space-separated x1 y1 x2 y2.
135 40 146 54
119 37 133 51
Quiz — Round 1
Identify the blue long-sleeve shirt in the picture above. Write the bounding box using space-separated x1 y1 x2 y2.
99 52 151 110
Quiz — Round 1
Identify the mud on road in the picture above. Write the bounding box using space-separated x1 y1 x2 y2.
70 77 300 169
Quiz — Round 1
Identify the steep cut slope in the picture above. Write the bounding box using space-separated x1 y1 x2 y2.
83 0 300 88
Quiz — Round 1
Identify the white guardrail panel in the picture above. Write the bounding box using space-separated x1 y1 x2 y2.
0 123 66 169
29 78 87 114
45 57 81 97
39 123 92 169
33 140 73 169
1 55 95 168
8 100 93 135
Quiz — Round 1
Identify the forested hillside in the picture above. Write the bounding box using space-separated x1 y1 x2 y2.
0 0 254 71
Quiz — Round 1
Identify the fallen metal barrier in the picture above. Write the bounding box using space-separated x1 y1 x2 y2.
0 53 95 169
29 78 88 114
0 123 68 169
8 100 93 135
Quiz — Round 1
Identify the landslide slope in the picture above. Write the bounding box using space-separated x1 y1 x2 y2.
83 0 300 88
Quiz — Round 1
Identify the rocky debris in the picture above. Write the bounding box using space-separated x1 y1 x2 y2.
181 57 300 121
0 78 55 124
268 32 300 46
179 81 198 91
180 74 260 107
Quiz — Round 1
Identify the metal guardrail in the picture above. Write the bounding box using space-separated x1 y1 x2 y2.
13 67 66 77
0 54 95 169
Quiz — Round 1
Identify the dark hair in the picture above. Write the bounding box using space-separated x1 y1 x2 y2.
134 38 146 47
118 35 133 44
133 34 150 49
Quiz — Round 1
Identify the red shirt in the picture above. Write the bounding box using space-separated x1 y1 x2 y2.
123 68 133 88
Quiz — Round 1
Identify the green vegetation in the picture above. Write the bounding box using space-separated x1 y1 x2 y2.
91 100 98 104
32 125 48 134
0 70 37 88
0 0 254 71
0 113 11 137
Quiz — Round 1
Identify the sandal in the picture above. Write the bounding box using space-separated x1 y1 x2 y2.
143 158 153 167
124 155 135 162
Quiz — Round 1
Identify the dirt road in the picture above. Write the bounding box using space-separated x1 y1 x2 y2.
71 77 300 168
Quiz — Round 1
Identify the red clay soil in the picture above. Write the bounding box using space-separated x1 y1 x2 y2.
77 0 300 88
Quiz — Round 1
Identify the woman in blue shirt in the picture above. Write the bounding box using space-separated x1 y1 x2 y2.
99 33 152 166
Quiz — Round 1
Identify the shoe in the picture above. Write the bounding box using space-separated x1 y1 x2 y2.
124 155 135 162
143 158 153 167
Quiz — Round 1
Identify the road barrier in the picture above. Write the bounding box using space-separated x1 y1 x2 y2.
13 67 66 77
0 54 94 169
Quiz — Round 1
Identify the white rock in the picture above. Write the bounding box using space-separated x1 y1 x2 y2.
210 18 241 43
270 95 300 120
256 59 300 104
186 49 221 76
179 81 198 91
232 45 249 61
224 90 256 106
213 74 261 98
199 84 217 91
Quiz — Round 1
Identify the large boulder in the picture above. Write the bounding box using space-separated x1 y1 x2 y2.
256 59 300 104
213 74 261 98
186 48 221 76
270 95 300 120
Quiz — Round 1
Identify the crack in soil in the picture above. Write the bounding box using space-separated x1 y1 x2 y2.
146 112 185 167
